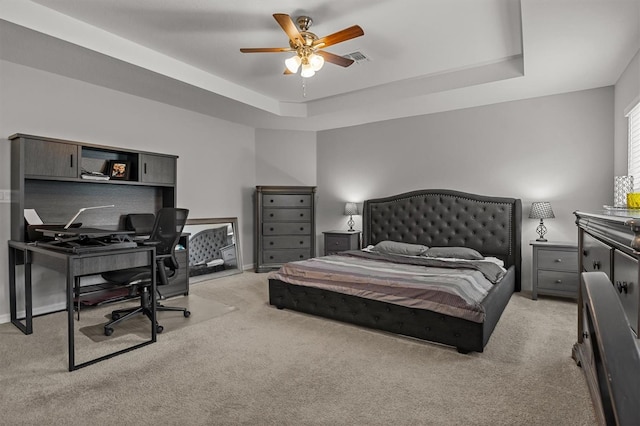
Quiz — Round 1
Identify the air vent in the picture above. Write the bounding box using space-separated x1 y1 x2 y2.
343 51 370 63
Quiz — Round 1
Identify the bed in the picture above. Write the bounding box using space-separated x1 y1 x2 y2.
268 189 522 353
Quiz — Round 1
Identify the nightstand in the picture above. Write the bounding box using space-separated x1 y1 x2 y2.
530 240 579 300
323 230 361 255
220 244 237 268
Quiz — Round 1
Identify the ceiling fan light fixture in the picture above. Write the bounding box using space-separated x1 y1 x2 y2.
309 53 324 71
301 62 315 78
285 55 301 73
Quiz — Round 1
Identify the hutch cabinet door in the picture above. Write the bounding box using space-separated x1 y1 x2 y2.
140 153 176 185
24 138 78 178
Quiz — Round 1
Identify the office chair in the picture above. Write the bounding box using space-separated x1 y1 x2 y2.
101 208 190 336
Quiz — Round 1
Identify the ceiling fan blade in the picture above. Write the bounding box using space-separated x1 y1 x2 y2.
273 13 303 47
316 50 355 67
313 25 364 48
240 47 293 53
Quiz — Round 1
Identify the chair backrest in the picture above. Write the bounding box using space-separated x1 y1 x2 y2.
148 208 189 261
125 213 156 235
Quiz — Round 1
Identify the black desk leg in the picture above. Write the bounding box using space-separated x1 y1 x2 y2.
67 262 75 371
9 246 32 335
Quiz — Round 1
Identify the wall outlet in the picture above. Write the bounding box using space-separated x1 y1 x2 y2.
0 189 11 203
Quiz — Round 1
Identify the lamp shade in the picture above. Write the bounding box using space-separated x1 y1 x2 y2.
344 202 359 216
528 202 555 219
285 55 301 73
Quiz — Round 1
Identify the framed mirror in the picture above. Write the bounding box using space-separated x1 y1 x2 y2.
183 217 243 283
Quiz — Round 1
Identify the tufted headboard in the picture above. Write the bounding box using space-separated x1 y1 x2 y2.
363 189 521 290
188 226 231 267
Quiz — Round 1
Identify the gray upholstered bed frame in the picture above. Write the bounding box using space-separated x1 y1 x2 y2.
269 189 522 353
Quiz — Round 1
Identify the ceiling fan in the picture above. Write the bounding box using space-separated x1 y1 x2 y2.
240 13 364 78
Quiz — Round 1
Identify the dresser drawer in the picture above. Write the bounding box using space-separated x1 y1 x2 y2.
263 235 310 249
582 233 612 277
537 270 579 295
538 249 578 271
263 194 311 207
263 222 312 235
262 249 311 264
263 208 311 222
612 250 639 335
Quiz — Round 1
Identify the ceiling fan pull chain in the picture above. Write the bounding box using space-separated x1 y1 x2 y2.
302 78 307 98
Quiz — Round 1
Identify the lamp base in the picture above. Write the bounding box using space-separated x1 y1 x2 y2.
536 237 548 242
347 216 355 232
535 219 548 242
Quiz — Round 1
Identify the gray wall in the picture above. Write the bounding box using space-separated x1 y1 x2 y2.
316 87 615 293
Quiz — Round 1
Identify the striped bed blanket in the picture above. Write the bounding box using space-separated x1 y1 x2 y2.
268 251 507 323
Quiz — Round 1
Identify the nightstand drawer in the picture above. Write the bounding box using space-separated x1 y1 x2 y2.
537 270 579 294
537 249 578 271
325 235 351 251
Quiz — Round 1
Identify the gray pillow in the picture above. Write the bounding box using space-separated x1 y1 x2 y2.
425 246 484 260
372 240 428 256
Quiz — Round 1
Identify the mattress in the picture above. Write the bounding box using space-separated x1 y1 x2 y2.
268 250 507 323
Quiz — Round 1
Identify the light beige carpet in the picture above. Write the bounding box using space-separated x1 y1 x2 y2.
0 272 596 425
79 293 236 342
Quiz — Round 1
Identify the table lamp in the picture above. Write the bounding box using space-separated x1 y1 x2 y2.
529 201 555 242
344 202 359 232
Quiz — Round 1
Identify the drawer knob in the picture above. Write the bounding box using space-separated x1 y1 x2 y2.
269 242 274 245
300 213 304 217
554 259 562 263
555 279 562 284
299 241 304 245
300 227 304 231
270 227 274 231
269 213 274 217
616 280 629 294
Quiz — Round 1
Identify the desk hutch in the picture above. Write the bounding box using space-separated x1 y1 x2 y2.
9 133 189 296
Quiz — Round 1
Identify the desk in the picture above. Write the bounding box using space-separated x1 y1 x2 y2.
8 241 157 371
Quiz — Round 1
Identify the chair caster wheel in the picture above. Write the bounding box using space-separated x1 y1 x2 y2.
156 325 164 334
184 310 191 318
111 313 120 320
104 327 114 336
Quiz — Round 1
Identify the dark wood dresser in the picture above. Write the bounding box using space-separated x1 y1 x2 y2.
254 186 316 273
574 210 640 425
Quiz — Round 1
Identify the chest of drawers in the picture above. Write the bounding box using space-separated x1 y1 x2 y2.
255 186 316 273
530 241 579 300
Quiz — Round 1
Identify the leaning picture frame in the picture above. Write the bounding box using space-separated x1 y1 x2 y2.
108 160 130 180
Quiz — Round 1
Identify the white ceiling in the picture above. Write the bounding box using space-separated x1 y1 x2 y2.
1 0 639 131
